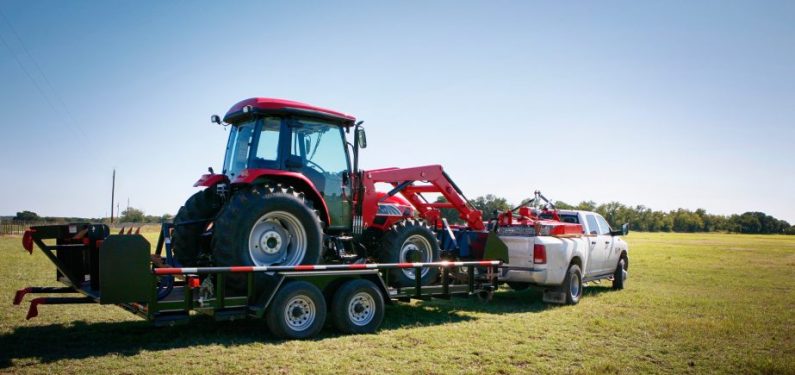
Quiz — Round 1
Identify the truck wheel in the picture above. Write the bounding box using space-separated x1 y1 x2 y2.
212 185 323 290
266 281 326 339
612 256 627 290
331 279 385 334
507 282 530 291
172 188 223 266
378 219 440 287
563 263 583 305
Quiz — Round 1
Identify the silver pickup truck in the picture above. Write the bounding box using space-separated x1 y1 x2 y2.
498 210 629 304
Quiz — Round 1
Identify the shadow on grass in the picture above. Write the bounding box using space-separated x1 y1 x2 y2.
0 286 617 367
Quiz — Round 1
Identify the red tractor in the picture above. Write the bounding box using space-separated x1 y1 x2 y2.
172 98 497 288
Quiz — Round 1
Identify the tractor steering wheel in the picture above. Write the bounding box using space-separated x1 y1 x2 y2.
305 159 327 173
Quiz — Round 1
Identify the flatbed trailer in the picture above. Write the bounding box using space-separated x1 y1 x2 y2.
15 223 502 339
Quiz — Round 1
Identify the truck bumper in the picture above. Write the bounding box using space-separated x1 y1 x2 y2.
498 266 552 286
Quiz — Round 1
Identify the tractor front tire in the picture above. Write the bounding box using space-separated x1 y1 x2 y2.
171 188 223 266
212 185 323 291
377 219 440 287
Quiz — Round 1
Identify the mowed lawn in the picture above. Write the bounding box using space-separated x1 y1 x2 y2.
0 232 792 374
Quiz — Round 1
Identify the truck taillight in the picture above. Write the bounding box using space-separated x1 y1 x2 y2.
533 244 546 264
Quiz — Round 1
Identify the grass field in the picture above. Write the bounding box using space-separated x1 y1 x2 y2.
1 232 793 374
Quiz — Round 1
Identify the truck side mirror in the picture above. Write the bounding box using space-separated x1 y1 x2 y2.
357 128 367 149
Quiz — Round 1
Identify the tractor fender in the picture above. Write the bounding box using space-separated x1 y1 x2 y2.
230 168 331 225
193 174 229 187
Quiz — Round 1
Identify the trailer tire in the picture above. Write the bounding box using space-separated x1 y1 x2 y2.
172 188 223 266
377 219 440 287
331 279 385 334
266 281 326 339
212 185 323 291
612 256 627 290
563 263 583 305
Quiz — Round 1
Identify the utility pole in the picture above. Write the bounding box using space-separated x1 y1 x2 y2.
110 169 116 224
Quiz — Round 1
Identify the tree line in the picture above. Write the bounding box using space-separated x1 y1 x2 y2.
438 195 794 235
10 196 795 235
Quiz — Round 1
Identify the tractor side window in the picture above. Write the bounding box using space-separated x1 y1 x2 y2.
255 117 281 162
223 120 255 178
291 122 348 175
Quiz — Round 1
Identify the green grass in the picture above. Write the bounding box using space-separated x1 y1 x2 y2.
1 232 793 374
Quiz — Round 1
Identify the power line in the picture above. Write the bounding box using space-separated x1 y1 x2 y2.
0 8 88 138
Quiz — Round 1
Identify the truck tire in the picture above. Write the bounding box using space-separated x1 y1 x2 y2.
563 263 583 305
172 188 223 266
331 279 385 334
612 256 627 290
377 219 440 287
266 281 326 339
212 185 323 290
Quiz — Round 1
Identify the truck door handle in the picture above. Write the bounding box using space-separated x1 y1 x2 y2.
605 241 610 245
591 241 596 245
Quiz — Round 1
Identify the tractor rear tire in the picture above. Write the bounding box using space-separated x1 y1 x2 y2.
377 219 440 287
171 188 223 266
212 185 323 291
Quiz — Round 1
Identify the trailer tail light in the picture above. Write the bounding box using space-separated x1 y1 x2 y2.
533 244 547 264
22 229 35 254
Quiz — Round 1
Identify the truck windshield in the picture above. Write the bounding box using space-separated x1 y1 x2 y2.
222 120 255 178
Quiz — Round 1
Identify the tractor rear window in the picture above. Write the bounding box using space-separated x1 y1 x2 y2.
223 120 255 178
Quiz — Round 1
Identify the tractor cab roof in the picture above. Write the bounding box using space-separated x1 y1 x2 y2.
224 98 356 125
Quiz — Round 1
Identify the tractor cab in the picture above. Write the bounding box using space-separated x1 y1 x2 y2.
217 98 360 231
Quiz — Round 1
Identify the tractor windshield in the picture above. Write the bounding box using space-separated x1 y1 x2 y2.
222 120 255 178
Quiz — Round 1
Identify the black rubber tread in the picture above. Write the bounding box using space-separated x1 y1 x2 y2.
612 256 627 290
330 279 385 334
211 184 323 291
377 219 440 287
265 281 327 339
171 188 223 266
507 282 531 291
564 263 583 305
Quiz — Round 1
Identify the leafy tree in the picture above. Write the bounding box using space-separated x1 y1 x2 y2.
471 194 510 221
14 211 40 222
120 207 145 223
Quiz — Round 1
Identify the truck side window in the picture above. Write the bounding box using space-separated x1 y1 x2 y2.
595 215 612 235
585 215 599 235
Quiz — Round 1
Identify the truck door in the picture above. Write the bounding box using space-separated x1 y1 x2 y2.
595 214 619 272
584 214 610 275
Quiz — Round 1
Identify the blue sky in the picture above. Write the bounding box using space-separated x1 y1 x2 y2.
1 1 793 222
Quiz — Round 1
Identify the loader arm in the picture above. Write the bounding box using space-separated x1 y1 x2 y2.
360 165 485 231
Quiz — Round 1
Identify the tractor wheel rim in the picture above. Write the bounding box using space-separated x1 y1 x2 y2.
284 295 315 331
348 292 376 326
399 234 432 280
570 272 580 298
248 211 306 267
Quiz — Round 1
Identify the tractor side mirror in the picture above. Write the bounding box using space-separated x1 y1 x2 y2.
211 115 221 125
356 128 367 149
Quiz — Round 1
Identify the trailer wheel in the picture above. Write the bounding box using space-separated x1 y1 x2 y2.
212 185 323 290
331 279 385 334
266 281 326 339
563 263 583 305
612 256 627 290
378 219 440 287
172 188 223 266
